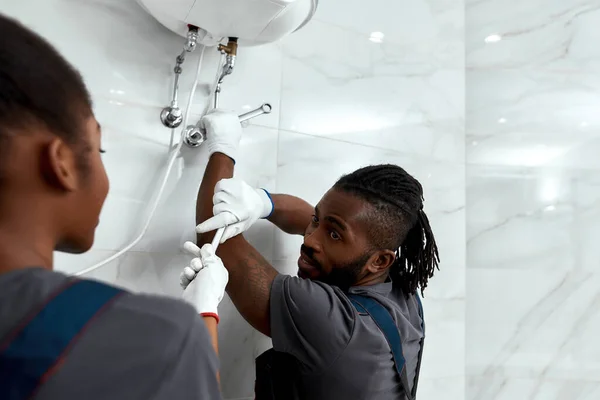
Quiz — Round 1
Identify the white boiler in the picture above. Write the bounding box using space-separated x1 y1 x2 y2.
136 0 318 46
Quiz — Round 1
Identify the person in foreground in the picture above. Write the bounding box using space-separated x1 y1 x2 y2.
188 111 441 399
0 14 225 399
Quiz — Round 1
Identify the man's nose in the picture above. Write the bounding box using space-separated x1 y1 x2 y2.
303 229 322 253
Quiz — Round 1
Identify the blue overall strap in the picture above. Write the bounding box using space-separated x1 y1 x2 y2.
411 294 425 399
348 294 420 400
0 279 124 400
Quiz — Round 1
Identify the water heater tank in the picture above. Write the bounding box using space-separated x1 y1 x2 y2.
137 0 318 46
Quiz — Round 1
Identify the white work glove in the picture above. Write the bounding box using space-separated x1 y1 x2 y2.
181 242 229 322
200 109 243 162
195 178 274 243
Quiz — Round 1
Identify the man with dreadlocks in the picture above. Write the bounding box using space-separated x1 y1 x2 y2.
184 111 440 400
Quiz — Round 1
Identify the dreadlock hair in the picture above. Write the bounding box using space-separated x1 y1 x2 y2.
334 164 440 297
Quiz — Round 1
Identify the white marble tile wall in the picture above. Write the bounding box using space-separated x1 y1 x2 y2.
276 2 466 398
466 1 600 399
0 0 464 399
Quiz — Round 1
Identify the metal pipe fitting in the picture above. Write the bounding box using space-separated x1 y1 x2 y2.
213 38 238 109
183 125 205 148
160 107 183 129
184 103 272 147
184 26 199 52
217 38 238 57
160 27 200 129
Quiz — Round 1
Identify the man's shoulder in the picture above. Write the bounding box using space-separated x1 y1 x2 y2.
271 274 357 314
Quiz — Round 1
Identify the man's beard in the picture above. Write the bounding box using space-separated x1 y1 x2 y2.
301 245 372 291
321 254 371 291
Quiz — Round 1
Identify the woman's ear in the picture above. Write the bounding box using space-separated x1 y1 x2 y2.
44 138 78 191
366 250 397 274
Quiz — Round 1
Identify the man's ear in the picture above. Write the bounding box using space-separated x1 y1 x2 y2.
44 138 78 192
366 249 397 274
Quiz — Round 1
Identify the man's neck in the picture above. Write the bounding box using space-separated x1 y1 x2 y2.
0 224 55 274
354 271 389 287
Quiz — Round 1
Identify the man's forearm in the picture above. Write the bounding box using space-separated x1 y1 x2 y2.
267 194 313 236
196 153 277 336
217 236 276 336
196 153 234 243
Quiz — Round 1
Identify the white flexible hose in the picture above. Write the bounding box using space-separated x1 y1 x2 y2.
168 128 175 151
76 46 207 276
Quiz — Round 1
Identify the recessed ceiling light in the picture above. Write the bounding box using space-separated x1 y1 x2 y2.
485 34 502 43
498 117 507 124
369 31 385 43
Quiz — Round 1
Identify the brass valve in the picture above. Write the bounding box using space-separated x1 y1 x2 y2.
218 38 238 56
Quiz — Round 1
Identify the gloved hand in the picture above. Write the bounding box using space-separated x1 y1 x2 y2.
196 178 274 243
181 242 229 322
200 109 243 162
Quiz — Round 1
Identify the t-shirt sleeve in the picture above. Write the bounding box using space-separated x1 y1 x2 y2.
270 274 355 371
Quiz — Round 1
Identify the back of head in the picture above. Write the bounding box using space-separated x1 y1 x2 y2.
0 14 107 254
0 13 93 179
334 164 440 296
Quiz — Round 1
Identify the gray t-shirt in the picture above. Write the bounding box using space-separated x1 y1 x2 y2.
0 268 222 400
270 275 424 400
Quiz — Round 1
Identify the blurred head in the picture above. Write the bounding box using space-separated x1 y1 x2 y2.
0 14 109 253
298 164 440 295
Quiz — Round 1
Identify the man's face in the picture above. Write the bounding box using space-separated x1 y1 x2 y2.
56 116 109 253
298 188 378 290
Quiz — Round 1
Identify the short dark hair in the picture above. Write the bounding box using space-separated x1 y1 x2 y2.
334 164 440 296
0 14 93 177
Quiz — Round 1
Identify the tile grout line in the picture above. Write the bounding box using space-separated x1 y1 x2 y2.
276 126 464 165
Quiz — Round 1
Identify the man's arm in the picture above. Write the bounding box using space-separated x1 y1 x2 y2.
266 194 313 236
196 153 278 337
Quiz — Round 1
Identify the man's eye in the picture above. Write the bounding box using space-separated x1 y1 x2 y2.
311 215 319 224
100 148 106 154
330 231 341 240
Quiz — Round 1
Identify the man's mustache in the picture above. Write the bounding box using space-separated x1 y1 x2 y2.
300 245 322 270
